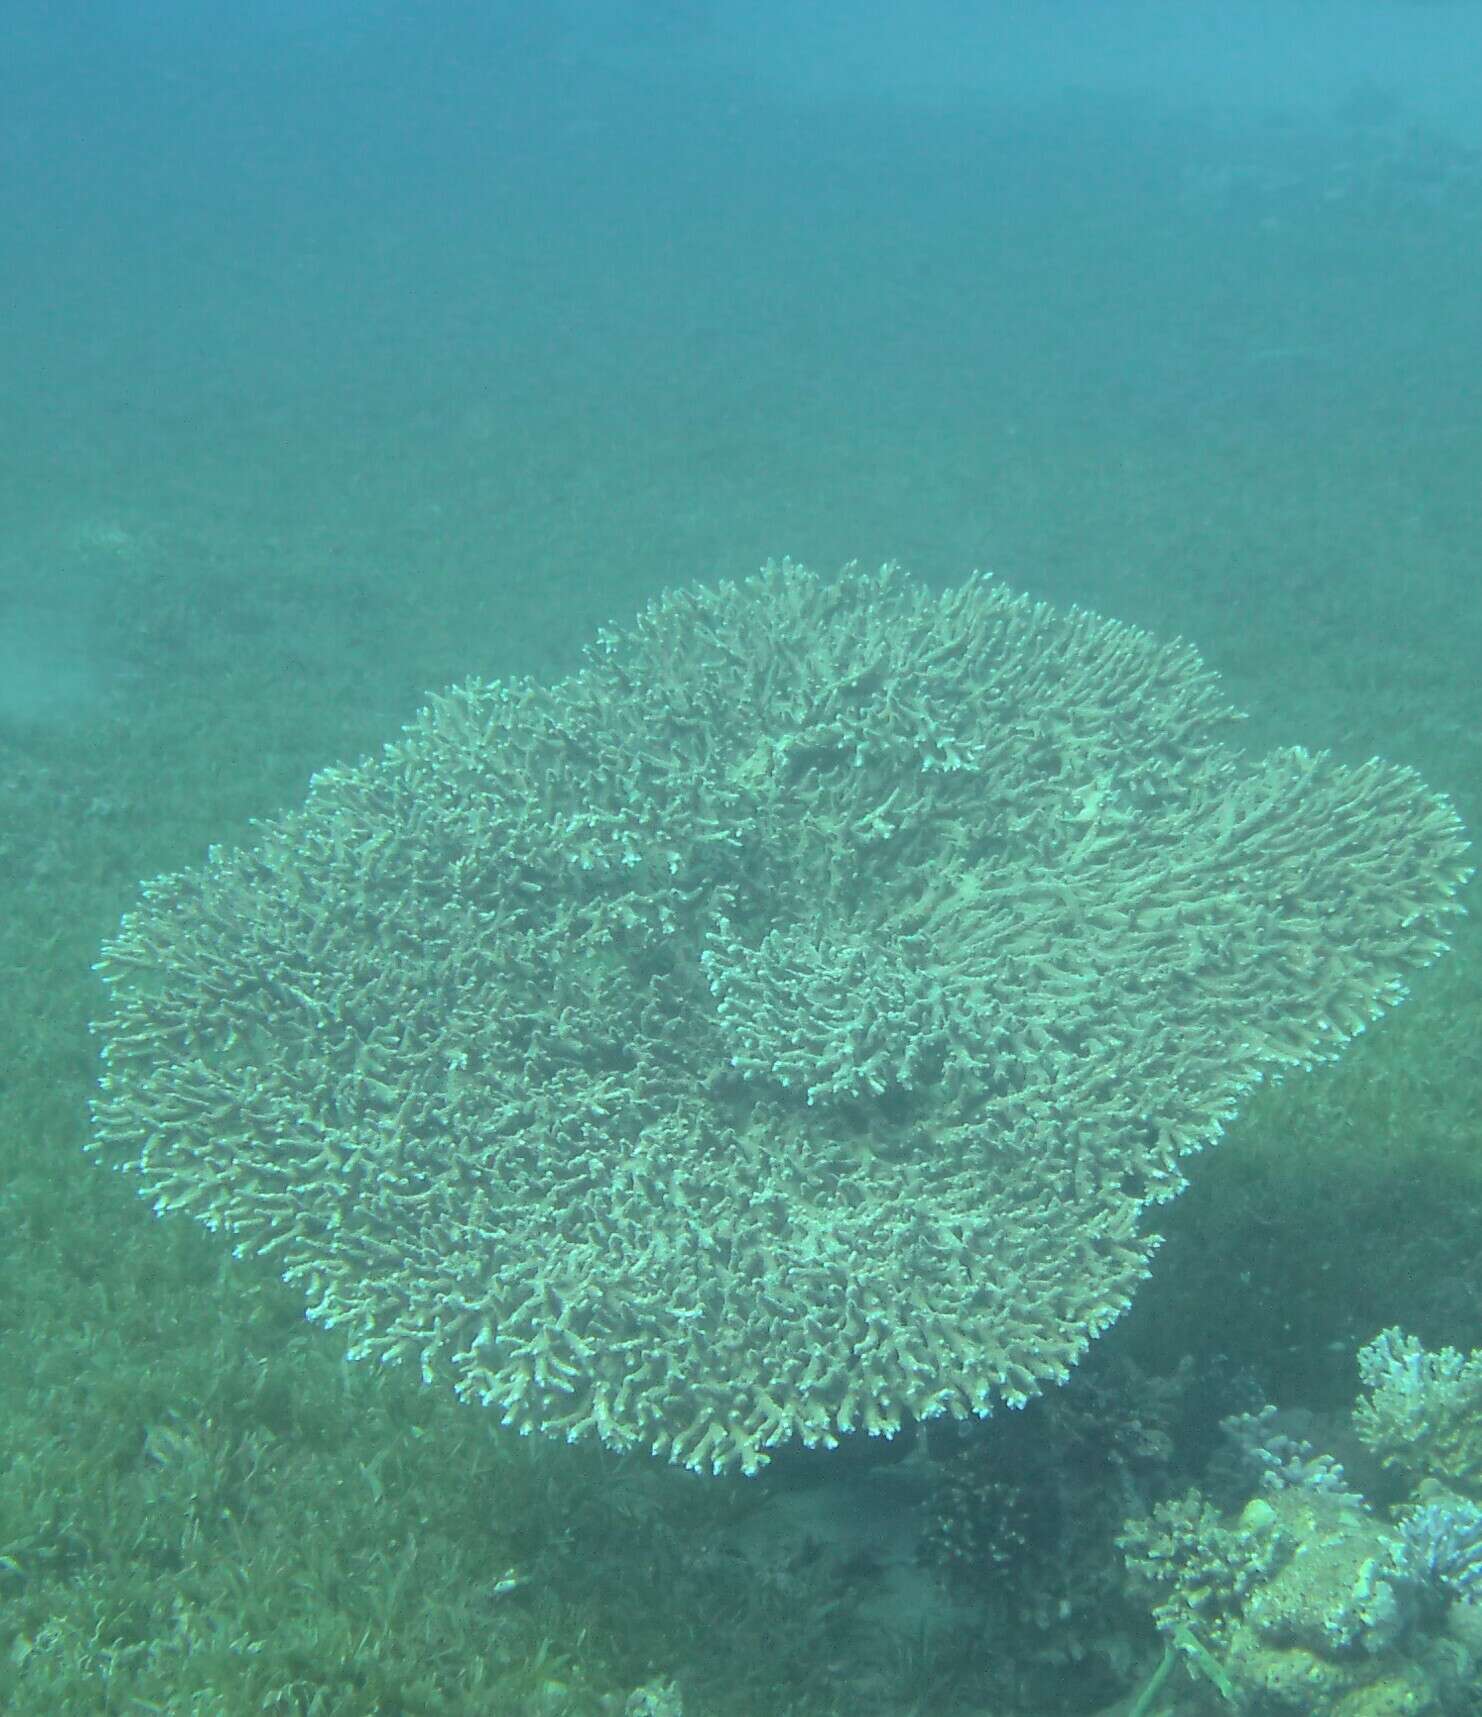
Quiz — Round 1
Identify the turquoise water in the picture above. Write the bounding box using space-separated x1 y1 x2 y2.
3 8 1480 1713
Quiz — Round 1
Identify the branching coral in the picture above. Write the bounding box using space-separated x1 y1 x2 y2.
91 563 1472 1474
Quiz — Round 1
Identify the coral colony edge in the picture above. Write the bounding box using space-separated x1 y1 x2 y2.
89 563 1471 1477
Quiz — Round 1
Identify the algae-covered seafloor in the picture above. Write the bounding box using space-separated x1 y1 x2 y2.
4 55 1482 1717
